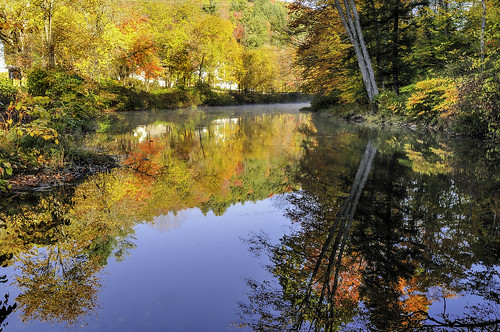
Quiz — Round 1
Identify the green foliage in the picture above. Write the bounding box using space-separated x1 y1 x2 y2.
25 68 99 133
27 68 84 98
310 91 341 111
0 68 114 173
0 79 18 107
375 88 413 117
290 0 500 138
203 91 236 106
202 0 219 14
0 158 13 192
409 5 474 76
228 91 308 105
451 75 500 139
359 0 416 91
241 0 287 48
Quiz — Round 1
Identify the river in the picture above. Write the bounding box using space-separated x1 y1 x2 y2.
1 103 499 331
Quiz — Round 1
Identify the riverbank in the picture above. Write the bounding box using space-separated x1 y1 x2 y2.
309 98 500 141
100 80 311 111
0 69 310 195
310 104 432 131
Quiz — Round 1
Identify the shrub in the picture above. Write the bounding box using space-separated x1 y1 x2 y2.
451 76 500 139
204 91 235 106
375 89 408 116
0 156 12 192
27 67 84 98
0 79 17 107
405 78 458 124
310 90 341 111
26 68 99 133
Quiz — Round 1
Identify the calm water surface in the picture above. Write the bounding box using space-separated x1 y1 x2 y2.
1 103 499 331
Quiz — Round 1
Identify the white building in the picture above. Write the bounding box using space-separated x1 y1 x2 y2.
0 41 8 73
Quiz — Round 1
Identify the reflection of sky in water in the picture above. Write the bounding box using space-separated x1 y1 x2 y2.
2 103 498 331
427 293 499 328
4 200 290 332
426 265 500 325
94 200 290 332
133 124 169 142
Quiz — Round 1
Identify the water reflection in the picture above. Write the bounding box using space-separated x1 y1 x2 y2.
1 274 16 332
0 107 310 328
0 106 498 330
238 115 500 331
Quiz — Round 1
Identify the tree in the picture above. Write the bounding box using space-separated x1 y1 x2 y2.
332 0 378 102
189 14 240 85
24 0 58 67
358 0 418 93
291 0 378 102
289 3 352 97
239 46 279 92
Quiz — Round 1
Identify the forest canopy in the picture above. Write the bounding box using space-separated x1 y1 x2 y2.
290 0 500 139
0 0 298 92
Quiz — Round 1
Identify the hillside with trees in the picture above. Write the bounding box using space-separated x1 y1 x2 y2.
291 0 500 140
0 0 303 190
1 0 499 192
0 0 298 93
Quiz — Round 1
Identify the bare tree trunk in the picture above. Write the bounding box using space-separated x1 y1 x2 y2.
0 40 7 73
333 0 379 102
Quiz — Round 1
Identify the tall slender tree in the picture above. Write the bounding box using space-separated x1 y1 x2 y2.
332 0 378 102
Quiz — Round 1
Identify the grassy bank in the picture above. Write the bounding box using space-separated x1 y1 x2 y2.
99 80 310 111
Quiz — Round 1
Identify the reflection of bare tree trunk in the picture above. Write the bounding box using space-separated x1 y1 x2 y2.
295 140 377 329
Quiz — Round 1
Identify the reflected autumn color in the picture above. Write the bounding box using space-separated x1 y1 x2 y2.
238 116 500 331
76 111 310 221
0 109 499 330
15 244 101 326
0 110 311 327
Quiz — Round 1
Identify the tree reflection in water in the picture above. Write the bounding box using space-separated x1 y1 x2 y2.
1 110 498 330
0 111 310 328
15 244 101 326
0 191 136 328
1 275 17 332
238 130 500 331
239 139 377 331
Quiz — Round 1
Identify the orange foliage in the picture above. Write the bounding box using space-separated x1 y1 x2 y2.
117 12 162 80
123 140 164 176
397 277 431 325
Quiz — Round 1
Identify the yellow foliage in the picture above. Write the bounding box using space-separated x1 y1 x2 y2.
406 78 458 122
